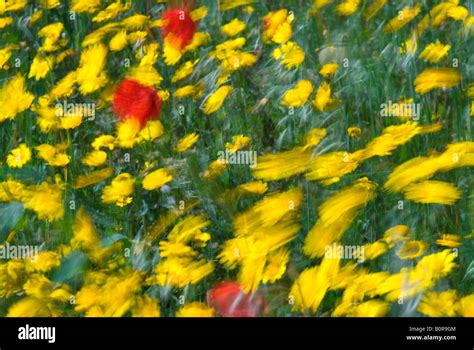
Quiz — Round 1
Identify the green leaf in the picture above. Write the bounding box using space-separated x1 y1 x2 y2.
101 233 127 248
0 202 25 243
52 250 88 283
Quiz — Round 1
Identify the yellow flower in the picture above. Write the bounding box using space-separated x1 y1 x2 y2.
81 150 107 167
183 32 210 53
262 248 290 284
203 159 228 179
212 38 246 58
312 81 336 111
383 225 411 246
24 251 61 273
413 249 457 287
402 180 461 205
142 169 173 191
306 151 360 185
203 86 232 115
364 241 389 260
311 0 333 13
6 144 32 168
0 260 24 298
176 302 214 317
436 234 461 248
76 270 143 317
136 42 159 66
272 41 305 69
49 71 77 99
414 68 461 95
23 180 65 221
127 31 148 45
221 18 246 37
0 180 26 202
159 241 197 258
81 23 120 47
39 0 60 9
396 240 428 260
302 128 327 150
29 10 43 24
384 5 421 33
419 41 450 63
162 34 183 66
151 256 215 288
219 50 257 72
158 89 169 101
281 80 313 107
253 147 312 181
139 120 164 141
8 274 71 316
225 135 251 153
92 0 130 23
347 127 361 139
101 173 135 207
70 0 101 13
290 256 340 313
456 294 474 317
71 207 100 251
319 63 339 78
356 122 441 161
0 44 17 69
36 144 70 167
220 0 254 11
304 178 377 258
60 115 83 129
92 135 115 151
0 74 34 123
76 44 108 94
174 85 203 99
121 14 150 30
172 59 199 83
165 215 210 246
344 300 389 317
132 295 161 317
418 290 458 317
336 0 361 17
400 36 418 55
116 118 141 149
126 65 163 88
234 188 302 236
384 142 474 192
38 22 64 52
447 6 469 20
262 9 293 44
109 30 128 51
176 133 199 152
7 297 49 317
0 17 13 29
236 181 268 195
364 0 387 21
220 189 302 292
210 37 257 73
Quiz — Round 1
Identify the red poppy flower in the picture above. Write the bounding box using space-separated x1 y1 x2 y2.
112 79 161 126
207 281 265 317
161 7 197 49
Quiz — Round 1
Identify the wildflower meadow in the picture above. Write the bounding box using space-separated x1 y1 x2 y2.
0 0 473 318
